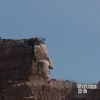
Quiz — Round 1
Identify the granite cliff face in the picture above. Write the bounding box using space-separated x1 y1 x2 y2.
0 38 76 100
0 38 100 100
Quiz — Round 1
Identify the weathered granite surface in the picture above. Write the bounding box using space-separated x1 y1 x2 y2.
0 38 100 100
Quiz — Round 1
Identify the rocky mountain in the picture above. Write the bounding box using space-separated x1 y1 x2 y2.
0 38 100 100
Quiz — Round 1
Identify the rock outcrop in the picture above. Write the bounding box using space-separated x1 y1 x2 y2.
0 38 100 100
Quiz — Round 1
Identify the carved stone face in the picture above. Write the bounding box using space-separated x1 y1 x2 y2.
36 60 50 78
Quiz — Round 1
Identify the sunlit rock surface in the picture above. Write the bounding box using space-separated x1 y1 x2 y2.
0 38 100 100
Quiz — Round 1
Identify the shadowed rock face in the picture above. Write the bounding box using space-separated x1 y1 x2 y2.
0 39 34 81
0 38 100 100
